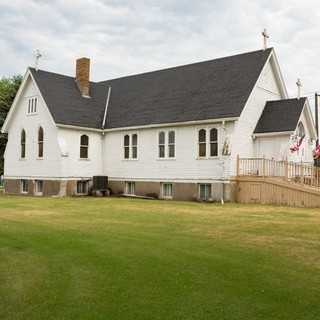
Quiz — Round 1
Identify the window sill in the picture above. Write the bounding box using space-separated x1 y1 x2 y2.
79 158 91 161
37 157 44 160
122 158 139 161
26 113 38 116
157 158 176 161
196 156 220 160
161 196 173 200
19 158 27 161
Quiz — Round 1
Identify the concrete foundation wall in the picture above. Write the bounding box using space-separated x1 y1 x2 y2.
4 178 236 202
109 180 235 202
4 179 79 197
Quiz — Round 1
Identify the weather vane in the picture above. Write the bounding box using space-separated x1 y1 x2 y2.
262 29 269 50
34 49 42 71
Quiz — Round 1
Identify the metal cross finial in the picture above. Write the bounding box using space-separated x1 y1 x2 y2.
262 28 269 50
34 49 42 71
296 78 302 99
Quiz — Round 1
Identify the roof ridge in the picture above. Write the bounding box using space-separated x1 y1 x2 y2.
29 67 98 84
266 97 307 103
29 47 273 84
98 47 273 84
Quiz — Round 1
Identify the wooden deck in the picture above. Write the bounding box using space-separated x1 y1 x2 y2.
235 157 320 207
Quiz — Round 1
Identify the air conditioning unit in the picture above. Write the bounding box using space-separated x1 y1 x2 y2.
92 176 108 192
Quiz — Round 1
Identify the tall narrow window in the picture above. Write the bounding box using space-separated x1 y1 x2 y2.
80 135 89 159
159 131 165 158
132 134 138 159
21 129 26 158
124 135 130 159
198 129 206 157
297 122 305 138
210 128 218 157
168 131 175 158
38 127 44 158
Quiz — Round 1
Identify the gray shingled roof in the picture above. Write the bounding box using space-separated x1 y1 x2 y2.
30 48 273 129
254 98 306 134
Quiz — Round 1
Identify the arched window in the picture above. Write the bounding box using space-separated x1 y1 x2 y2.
168 131 175 158
132 134 138 159
198 129 206 157
210 128 218 157
158 131 165 158
297 122 305 138
38 127 44 158
21 129 26 159
124 135 130 159
80 135 89 159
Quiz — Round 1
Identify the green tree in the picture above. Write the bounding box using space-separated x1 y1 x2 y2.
0 75 22 175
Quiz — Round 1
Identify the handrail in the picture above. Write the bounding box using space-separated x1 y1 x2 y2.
237 156 320 190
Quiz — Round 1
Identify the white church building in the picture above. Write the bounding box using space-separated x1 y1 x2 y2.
1 47 317 200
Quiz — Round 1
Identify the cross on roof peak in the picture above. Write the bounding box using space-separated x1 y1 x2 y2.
261 29 269 50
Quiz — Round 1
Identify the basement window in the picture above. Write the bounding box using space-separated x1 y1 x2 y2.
198 184 212 201
21 179 28 193
161 183 173 199
35 180 43 195
77 181 89 195
125 181 135 195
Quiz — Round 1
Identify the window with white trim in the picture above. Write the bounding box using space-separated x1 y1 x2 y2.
27 97 38 114
35 180 43 195
77 181 89 194
198 129 206 157
38 127 44 158
198 128 219 158
158 130 175 158
168 131 175 158
132 134 138 159
198 184 212 201
21 129 26 159
123 134 138 159
80 135 89 159
21 179 28 193
210 128 218 157
125 181 135 195
161 183 173 199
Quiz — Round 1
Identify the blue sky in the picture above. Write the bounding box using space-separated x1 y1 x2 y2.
1 0 320 99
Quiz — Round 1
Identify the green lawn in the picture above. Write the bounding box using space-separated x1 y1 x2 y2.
0 196 319 320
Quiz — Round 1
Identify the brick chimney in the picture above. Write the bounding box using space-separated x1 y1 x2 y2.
76 57 90 97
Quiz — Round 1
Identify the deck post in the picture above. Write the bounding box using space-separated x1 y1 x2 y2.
262 156 266 178
285 160 289 181
236 154 240 176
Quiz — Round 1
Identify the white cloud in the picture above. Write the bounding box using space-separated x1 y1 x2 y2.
1 0 320 100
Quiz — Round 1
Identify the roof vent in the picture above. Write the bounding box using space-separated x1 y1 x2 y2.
76 57 90 97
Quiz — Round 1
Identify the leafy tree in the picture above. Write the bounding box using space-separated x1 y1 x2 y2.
0 75 22 175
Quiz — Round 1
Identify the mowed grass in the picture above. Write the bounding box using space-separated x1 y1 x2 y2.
0 196 320 320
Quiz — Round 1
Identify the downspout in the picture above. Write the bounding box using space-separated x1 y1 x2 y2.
102 86 112 134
